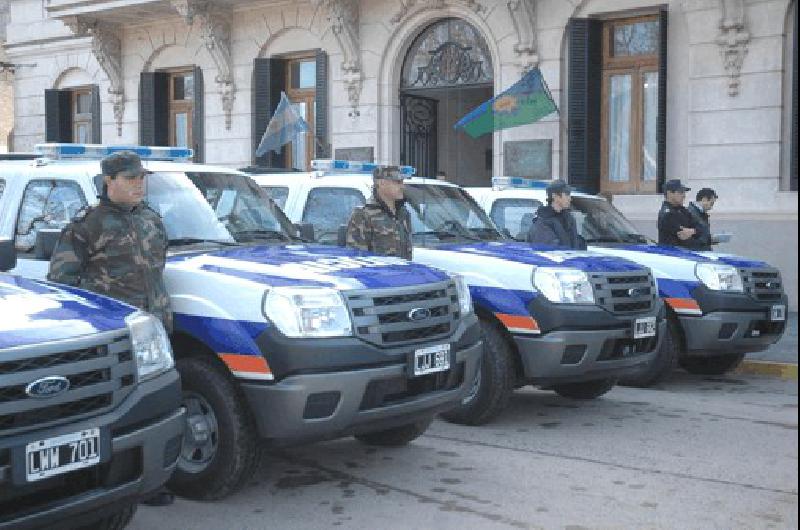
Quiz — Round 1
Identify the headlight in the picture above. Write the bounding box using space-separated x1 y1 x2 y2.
452 274 473 315
125 312 175 382
533 267 595 304
695 263 744 291
264 287 352 338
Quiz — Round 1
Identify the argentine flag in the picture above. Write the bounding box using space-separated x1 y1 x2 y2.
256 92 310 156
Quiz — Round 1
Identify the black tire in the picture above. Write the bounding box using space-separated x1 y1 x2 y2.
440 318 515 426
354 417 433 447
167 356 261 501
80 505 136 530
620 318 681 388
552 378 617 400
680 352 746 375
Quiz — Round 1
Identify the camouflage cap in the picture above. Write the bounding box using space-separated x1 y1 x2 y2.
101 151 151 179
373 166 405 181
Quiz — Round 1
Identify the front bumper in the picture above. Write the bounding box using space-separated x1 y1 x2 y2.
243 323 482 445
679 311 787 356
0 370 185 530
514 320 666 386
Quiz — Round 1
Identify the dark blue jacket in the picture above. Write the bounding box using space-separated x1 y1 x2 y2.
527 205 586 250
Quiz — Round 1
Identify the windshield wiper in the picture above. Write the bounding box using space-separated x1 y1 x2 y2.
622 233 651 244
467 227 504 241
168 238 238 247
413 229 482 242
584 237 624 244
231 229 293 242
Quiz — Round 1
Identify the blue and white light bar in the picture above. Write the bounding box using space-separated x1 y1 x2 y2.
311 159 416 177
34 143 194 161
492 176 552 191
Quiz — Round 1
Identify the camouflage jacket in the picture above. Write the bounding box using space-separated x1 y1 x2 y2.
346 196 413 260
47 198 172 331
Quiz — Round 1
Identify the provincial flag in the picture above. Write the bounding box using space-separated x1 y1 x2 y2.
256 92 310 156
454 68 558 138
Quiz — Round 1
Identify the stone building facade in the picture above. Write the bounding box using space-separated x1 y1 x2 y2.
3 0 797 307
0 0 12 153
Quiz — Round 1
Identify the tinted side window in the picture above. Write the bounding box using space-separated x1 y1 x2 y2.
262 186 289 209
302 187 366 244
15 180 87 250
490 198 542 240
0 179 5 200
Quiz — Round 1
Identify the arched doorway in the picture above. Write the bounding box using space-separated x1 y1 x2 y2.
399 18 493 185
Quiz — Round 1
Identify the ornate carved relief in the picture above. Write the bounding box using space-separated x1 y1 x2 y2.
171 0 235 128
507 0 538 70
312 0 362 113
64 16 125 136
716 0 750 97
390 0 487 25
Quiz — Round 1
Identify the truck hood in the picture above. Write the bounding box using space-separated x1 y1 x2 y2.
0 274 135 349
168 243 450 290
430 242 647 272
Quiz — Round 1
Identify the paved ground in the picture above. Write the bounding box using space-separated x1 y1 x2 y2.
130 372 798 530
747 313 798 364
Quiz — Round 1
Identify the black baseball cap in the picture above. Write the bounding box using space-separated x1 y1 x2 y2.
373 166 405 181
101 151 151 179
664 179 691 192
546 179 572 197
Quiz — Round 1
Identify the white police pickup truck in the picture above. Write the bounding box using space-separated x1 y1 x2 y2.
467 178 789 385
0 238 183 529
251 160 666 426
0 145 482 501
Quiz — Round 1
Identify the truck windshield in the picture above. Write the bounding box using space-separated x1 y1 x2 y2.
187 172 295 244
570 197 652 245
404 184 504 245
146 172 235 245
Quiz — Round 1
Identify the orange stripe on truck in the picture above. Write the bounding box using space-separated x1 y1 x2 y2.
219 354 273 380
495 313 541 334
665 298 703 315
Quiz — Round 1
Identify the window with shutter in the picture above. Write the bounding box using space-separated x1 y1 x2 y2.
45 85 102 143
139 72 169 146
252 57 287 167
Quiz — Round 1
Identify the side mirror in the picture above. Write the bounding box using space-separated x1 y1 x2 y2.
337 224 348 247
501 228 512 240
34 229 62 261
0 239 16 272
295 223 316 242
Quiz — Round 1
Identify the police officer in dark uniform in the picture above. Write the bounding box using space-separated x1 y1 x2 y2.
48 151 174 506
657 179 706 250
345 165 413 259
527 179 586 250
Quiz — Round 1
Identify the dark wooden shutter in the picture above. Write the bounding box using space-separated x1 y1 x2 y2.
139 72 169 146
657 8 669 192
252 57 287 167
791 11 798 192
193 66 205 163
91 85 102 144
567 18 603 194
44 89 72 142
315 49 330 158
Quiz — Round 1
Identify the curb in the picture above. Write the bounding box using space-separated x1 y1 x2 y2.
736 360 798 380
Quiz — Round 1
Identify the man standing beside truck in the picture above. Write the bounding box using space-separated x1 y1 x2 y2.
527 179 586 250
47 151 175 506
657 179 706 250
346 165 413 259
688 187 719 251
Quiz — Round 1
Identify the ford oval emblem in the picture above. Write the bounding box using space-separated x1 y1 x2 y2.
25 376 71 399
408 307 432 322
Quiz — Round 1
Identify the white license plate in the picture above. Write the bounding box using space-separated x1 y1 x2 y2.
413 344 451 377
770 305 787 322
633 317 657 339
26 428 101 482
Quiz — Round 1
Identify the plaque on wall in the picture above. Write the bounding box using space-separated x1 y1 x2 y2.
503 140 552 179
335 147 374 163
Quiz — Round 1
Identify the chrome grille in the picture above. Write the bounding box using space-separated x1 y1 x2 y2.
591 270 657 315
0 330 136 436
740 267 784 303
346 281 460 347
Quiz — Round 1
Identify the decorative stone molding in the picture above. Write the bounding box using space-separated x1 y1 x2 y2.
63 16 125 136
312 0 362 113
507 0 538 71
390 0 487 25
171 0 235 128
716 0 750 97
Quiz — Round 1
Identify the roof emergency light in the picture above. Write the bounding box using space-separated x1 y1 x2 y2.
311 159 416 177
34 143 194 162
492 177 552 191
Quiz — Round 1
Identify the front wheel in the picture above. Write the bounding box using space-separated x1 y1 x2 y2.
440 319 515 426
620 318 680 388
354 417 433 446
552 378 617 400
167 356 262 501
679 352 746 375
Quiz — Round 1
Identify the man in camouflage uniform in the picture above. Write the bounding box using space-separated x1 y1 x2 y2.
346 165 413 259
48 151 173 506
